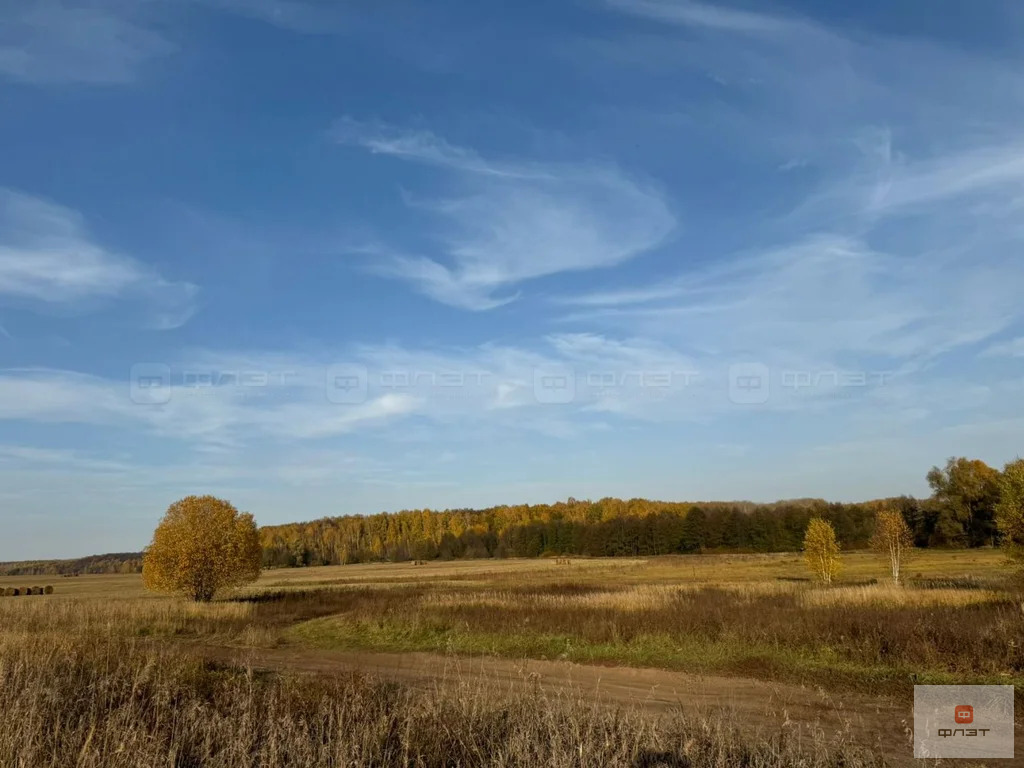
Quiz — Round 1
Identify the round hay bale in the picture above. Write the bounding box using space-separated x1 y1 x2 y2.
44 585 54 595
29 586 41 596
11 588 20 596
0 587 10 597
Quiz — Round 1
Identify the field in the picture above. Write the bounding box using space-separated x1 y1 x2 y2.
0 550 1020 766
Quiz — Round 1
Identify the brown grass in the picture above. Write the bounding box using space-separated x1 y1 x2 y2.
0 550 1016 766
0 611 886 767
289 581 1024 686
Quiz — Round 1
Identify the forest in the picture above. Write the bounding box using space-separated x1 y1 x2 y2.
4 456 1011 574
259 456 1010 567
0 552 144 577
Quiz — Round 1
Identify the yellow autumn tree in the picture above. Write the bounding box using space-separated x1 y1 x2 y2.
143 495 261 602
803 517 841 585
996 458 1024 564
871 508 914 584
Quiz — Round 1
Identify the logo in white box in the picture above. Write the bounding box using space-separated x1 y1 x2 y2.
914 685 1014 759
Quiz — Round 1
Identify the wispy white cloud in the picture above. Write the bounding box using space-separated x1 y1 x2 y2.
194 0 342 34
605 0 806 36
797 135 1024 224
566 2 1024 378
0 366 420 447
256 393 422 439
335 118 676 310
0 444 133 473
550 282 689 308
597 0 1024 188
981 337 1024 358
878 140 1024 214
0 0 173 84
333 117 543 179
0 189 198 328
559 232 1022 368
0 335 694 451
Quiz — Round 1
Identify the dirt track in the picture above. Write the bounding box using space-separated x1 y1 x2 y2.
196 644 924 761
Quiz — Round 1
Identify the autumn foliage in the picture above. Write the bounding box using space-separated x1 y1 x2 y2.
143 496 261 602
871 508 914 584
803 517 841 585
996 458 1024 563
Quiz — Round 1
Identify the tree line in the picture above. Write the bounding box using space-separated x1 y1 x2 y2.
7 455 1018 575
260 456 1021 568
0 552 143 577
137 460 1024 601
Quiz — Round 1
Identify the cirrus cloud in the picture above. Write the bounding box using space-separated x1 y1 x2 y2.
335 119 676 310
0 189 198 329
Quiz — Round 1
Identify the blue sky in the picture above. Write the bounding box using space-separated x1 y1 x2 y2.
1 0 1023 559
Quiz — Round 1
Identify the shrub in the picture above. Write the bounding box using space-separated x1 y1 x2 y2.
143 496 261 602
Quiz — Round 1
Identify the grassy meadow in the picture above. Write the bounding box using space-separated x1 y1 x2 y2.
276 550 1022 695
0 549 1019 766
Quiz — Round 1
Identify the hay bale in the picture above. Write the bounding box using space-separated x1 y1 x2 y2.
0 587 10 597
10 588 20 596
29 586 41 596
44 585 54 595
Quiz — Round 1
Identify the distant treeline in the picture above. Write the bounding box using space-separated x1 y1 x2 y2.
260 498 859 566
7 456 1009 573
260 457 1010 567
0 552 144 577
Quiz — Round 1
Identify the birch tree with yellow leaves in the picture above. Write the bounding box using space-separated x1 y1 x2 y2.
871 508 914 585
803 517 841 586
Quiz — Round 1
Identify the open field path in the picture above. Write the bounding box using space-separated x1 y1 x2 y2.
192 644 937 763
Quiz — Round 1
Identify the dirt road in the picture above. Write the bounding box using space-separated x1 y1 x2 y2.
195 644 921 760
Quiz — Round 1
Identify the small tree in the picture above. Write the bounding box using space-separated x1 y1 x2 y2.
871 508 914 584
143 495 261 602
803 517 840 585
996 458 1024 563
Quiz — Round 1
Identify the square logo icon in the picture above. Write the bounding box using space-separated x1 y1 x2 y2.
326 365 368 404
954 705 974 724
728 363 770 404
130 363 171 404
534 367 575 404
915 685 1013 759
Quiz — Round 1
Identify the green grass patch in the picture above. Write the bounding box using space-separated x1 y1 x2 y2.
287 615 1023 697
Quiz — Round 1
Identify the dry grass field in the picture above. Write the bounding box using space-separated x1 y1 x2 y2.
0 550 1019 766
